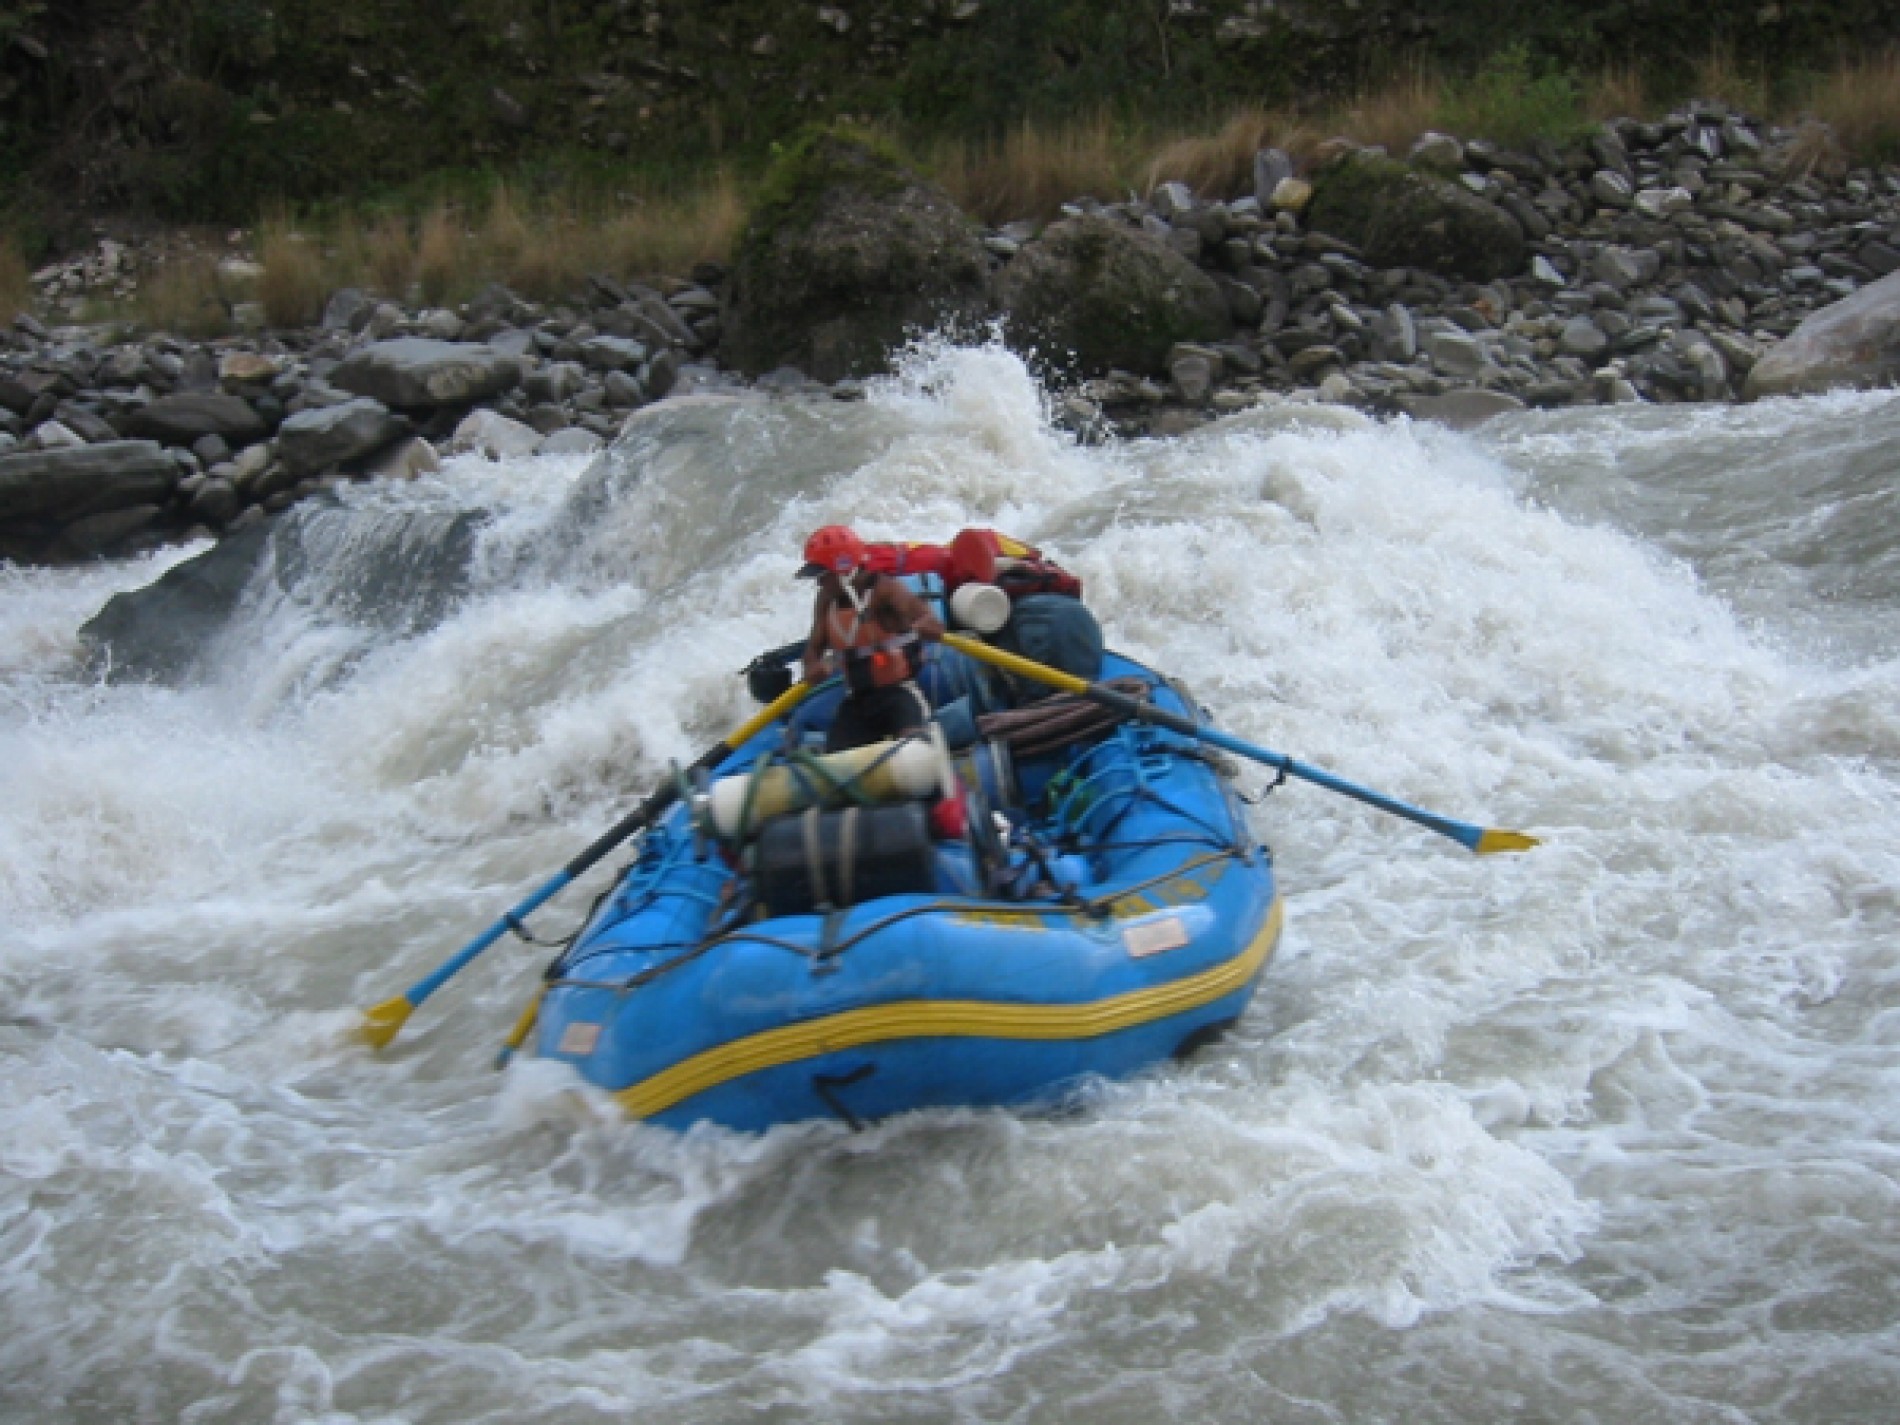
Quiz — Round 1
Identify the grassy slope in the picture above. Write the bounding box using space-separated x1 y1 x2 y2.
2 0 1896 245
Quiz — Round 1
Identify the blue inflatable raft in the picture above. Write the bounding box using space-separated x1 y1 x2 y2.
527 643 1282 1132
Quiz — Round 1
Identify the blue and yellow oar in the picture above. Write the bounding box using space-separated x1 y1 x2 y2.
359 677 818 1049
944 633 1538 855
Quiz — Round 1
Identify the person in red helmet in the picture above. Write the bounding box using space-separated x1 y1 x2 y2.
798 524 945 752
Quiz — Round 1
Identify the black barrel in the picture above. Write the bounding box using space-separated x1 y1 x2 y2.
754 802 937 918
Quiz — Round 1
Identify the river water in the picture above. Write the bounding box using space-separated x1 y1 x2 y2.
5 345 1899 1424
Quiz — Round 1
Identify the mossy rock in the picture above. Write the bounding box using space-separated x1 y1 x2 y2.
1307 153 1526 282
719 127 991 382
995 214 1232 377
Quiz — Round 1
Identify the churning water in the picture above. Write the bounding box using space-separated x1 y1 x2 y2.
5 344 1899 1424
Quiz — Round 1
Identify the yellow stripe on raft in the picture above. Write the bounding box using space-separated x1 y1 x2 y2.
612 897 1285 1120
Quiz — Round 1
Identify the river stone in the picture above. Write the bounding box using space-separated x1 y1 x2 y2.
996 213 1232 377
188 477 241 525
645 349 681 400
62 504 165 558
1268 177 1313 214
1252 149 1295 206
124 392 269 447
720 128 991 382
31 419 86 450
1408 131 1465 171
1426 330 1488 378
1593 246 1658 289
448 409 542 459
361 437 442 482
580 336 647 372
1307 155 1524 282
1170 354 1215 404
1374 304 1418 361
276 398 410 476
219 352 282 386
1743 269 1900 400
1560 317 1610 360
78 521 274 682
1591 171 1634 208
0 440 176 523
1634 186 1694 219
1396 389 1526 428
538 428 605 457
331 339 522 410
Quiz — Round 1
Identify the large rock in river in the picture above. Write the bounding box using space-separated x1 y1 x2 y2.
719 128 991 382
0 440 176 524
80 501 485 682
1307 154 1525 282
1743 269 1900 400
995 214 1232 377
332 339 521 410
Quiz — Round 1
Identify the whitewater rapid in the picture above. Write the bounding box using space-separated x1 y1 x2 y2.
4 345 1898 1423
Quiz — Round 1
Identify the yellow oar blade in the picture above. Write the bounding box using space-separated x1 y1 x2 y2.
1475 829 1541 855
359 996 415 1050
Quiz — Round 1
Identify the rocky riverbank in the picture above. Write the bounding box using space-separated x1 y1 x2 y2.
5 101 1900 567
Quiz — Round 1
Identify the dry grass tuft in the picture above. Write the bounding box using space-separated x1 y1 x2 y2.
1801 48 1900 164
0 239 29 322
1332 64 1444 156
1778 118 1850 182
1586 63 1652 122
257 218 329 327
930 115 1138 225
600 176 745 279
1691 45 1772 118
1146 108 1277 197
415 203 466 306
134 254 231 337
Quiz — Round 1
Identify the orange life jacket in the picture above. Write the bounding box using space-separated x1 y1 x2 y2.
825 580 923 694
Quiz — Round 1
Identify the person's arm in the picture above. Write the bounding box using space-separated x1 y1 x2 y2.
802 584 835 681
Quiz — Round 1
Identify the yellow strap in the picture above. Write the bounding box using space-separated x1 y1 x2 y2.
613 898 1283 1119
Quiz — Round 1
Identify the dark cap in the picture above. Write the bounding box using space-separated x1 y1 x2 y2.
795 562 826 579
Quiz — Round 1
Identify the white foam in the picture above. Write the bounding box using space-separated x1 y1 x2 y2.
6 348 1900 1422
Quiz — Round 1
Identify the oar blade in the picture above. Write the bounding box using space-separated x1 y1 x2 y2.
359 996 415 1050
1475 828 1541 855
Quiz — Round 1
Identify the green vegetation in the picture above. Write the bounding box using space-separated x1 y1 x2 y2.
1441 45 1590 149
3 2 1898 243
3 3 1898 311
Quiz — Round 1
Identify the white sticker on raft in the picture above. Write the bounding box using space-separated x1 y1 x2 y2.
1122 915 1190 958
558 1022 602 1056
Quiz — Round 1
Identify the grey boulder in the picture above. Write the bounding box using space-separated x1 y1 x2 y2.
1744 269 1900 400
276 398 411 476
331 339 522 410
0 440 177 523
996 213 1232 377
125 393 269 447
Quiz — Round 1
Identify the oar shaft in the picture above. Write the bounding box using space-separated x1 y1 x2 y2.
364 678 817 1048
942 633 1533 855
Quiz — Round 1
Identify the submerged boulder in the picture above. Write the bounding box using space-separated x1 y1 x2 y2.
1743 269 1900 400
1307 153 1525 282
719 127 991 382
995 214 1232 377
79 502 485 683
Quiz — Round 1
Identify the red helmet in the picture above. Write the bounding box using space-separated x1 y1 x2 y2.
798 524 866 578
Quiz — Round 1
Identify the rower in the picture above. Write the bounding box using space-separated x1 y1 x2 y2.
797 524 945 753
